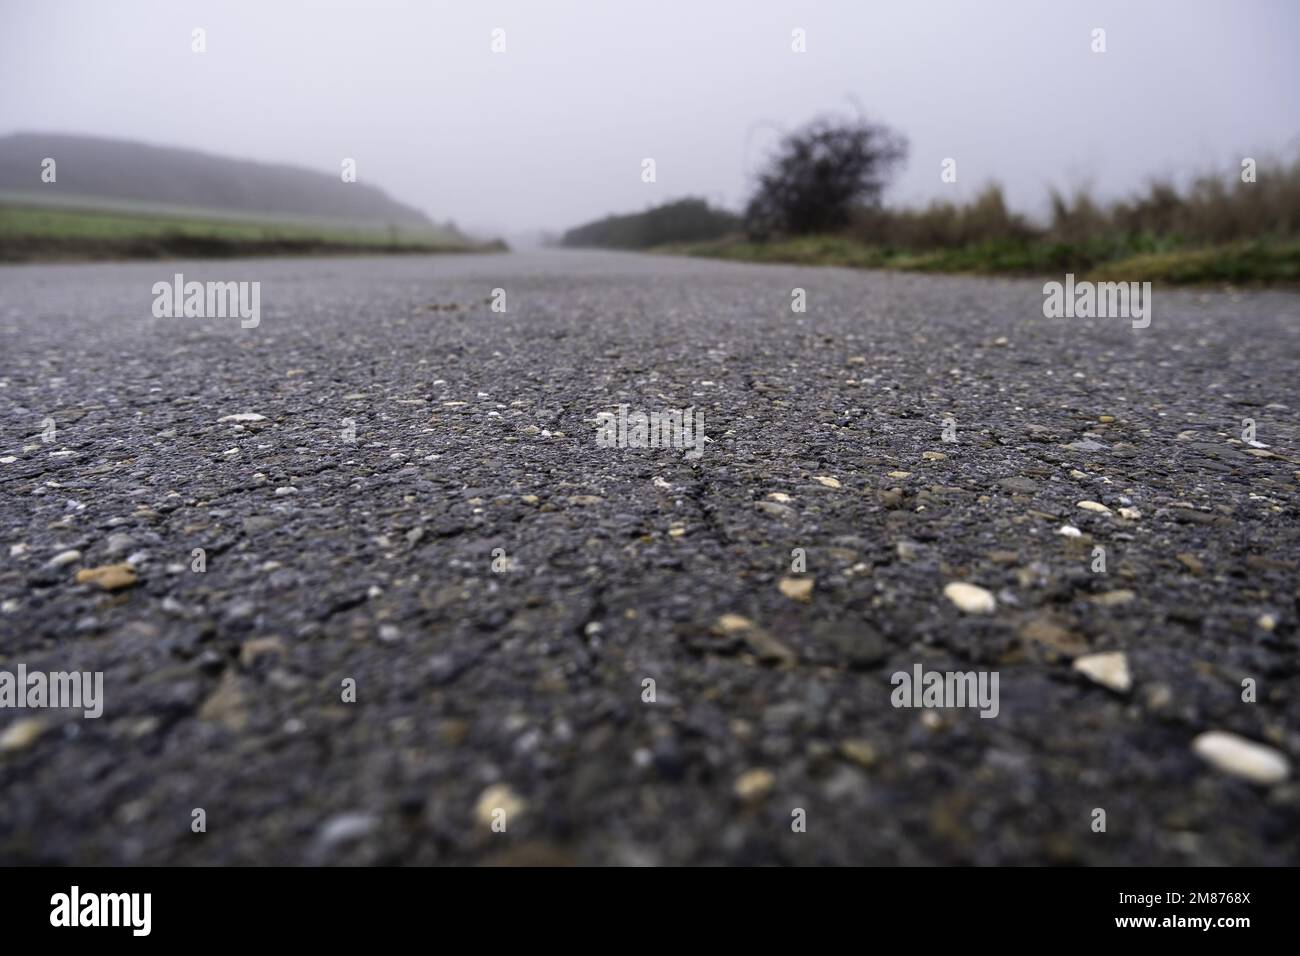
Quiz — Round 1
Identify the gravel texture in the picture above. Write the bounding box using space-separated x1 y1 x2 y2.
1 250 1298 865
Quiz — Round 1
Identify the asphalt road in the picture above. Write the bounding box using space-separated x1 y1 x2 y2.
1 250 1298 865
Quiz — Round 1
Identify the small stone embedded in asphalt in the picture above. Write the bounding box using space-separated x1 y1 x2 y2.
998 477 1039 494
1192 732 1290 785
74 563 138 591
839 739 879 768
734 768 775 802
104 532 136 555
778 576 813 602
1020 615 1089 657
943 582 996 614
316 813 377 848
879 487 905 509
1091 590 1136 607
739 626 798 666
0 718 46 753
756 500 796 520
475 784 526 828
198 672 249 733
1072 652 1132 692
715 613 753 635
47 549 82 568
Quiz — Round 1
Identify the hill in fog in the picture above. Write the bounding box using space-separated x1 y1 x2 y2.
0 132 438 229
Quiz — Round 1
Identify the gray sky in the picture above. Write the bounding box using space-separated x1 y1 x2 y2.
2 0 1297 240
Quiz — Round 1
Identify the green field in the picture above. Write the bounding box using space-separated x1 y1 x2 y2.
660 234 1300 286
0 204 504 262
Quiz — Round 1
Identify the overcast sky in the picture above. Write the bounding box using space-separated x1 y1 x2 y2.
2 0 1297 240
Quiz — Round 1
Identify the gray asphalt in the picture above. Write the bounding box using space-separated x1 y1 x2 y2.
1 250 1298 865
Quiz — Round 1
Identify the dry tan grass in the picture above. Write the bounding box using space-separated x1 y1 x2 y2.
849 156 1300 249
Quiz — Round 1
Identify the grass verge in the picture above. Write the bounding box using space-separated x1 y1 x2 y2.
660 235 1300 286
0 204 506 262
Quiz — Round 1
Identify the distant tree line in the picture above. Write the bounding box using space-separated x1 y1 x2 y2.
560 198 740 249
560 116 905 249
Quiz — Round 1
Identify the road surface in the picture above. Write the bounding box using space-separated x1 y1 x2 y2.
1 250 1298 864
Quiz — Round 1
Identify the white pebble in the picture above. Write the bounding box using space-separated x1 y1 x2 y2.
1073 652 1131 692
0 718 45 752
943 582 996 614
317 813 377 846
474 784 526 827
1193 731 1290 785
